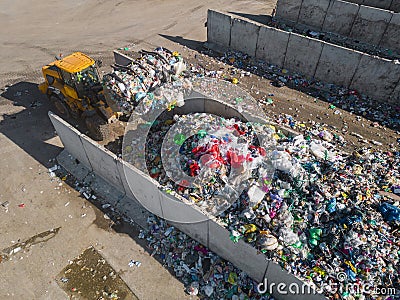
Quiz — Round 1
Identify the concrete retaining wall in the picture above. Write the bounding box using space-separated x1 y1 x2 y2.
275 0 400 52
346 0 399 12
48 107 323 300
230 17 260 57
284 33 324 78
207 10 232 48
207 9 400 104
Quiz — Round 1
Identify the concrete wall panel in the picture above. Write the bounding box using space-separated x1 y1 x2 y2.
350 6 392 45
275 0 398 51
284 33 324 78
315 43 362 87
207 10 232 48
208 218 268 282
113 51 134 67
50 108 326 298
348 0 364 4
380 13 400 51
298 0 331 30
350 54 400 99
323 0 359 35
363 0 391 10
389 83 400 105
256 26 290 67
118 158 164 217
48 112 92 170
390 2 400 13
230 18 260 57
80 135 124 191
345 0 398 11
275 0 303 22
160 191 210 225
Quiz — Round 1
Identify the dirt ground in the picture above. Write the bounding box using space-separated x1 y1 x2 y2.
1 0 399 299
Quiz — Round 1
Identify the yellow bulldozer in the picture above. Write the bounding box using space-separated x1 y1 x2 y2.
39 52 116 140
40 49 186 140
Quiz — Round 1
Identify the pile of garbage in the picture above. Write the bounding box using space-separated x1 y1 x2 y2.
108 48 399 298
221 136 400 296
140 113 278 215
125 110 399 298
103 47 189 114
141 215 272 299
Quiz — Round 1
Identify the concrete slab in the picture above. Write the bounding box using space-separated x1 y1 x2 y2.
284 33 324 79
380 13 400 51
117 158 137 200
323 0 359 35
159 190 210 224
350 5 392 45
80 134 124 192
230 17 260 57
298 0 330 30
275 0 303 22
207 10 232 48
264 262 325 299
174 95 205 115
315 43 362 87
113 51 134 67
120 159 164 218
48 112 92 170
350 54 400 100
208 218 268 282
256 26 290 67
389 82 400 105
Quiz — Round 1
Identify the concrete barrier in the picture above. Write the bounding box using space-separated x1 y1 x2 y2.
256 26 290 67
49 99 325 299
391 2 400 12
284 33 324 78
207 10 232 48
329 0 398 12
80 135 124 192
390 82 400 103
208 218 269 283
230 17 260 57
113 51 135 67
48 115 92 170
274 0 303 23
349 5 392 45
380 13 400 50
297 0 331 30
314 43 362 87
207 9 400 103
275 0 399 52
322 0 359 35
350 54 400 99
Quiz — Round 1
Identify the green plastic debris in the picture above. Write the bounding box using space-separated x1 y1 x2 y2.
173 133 186 146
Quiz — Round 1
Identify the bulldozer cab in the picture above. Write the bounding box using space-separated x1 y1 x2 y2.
41 52 102 101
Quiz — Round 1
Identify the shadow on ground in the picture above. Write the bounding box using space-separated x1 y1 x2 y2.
0 82 64 167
